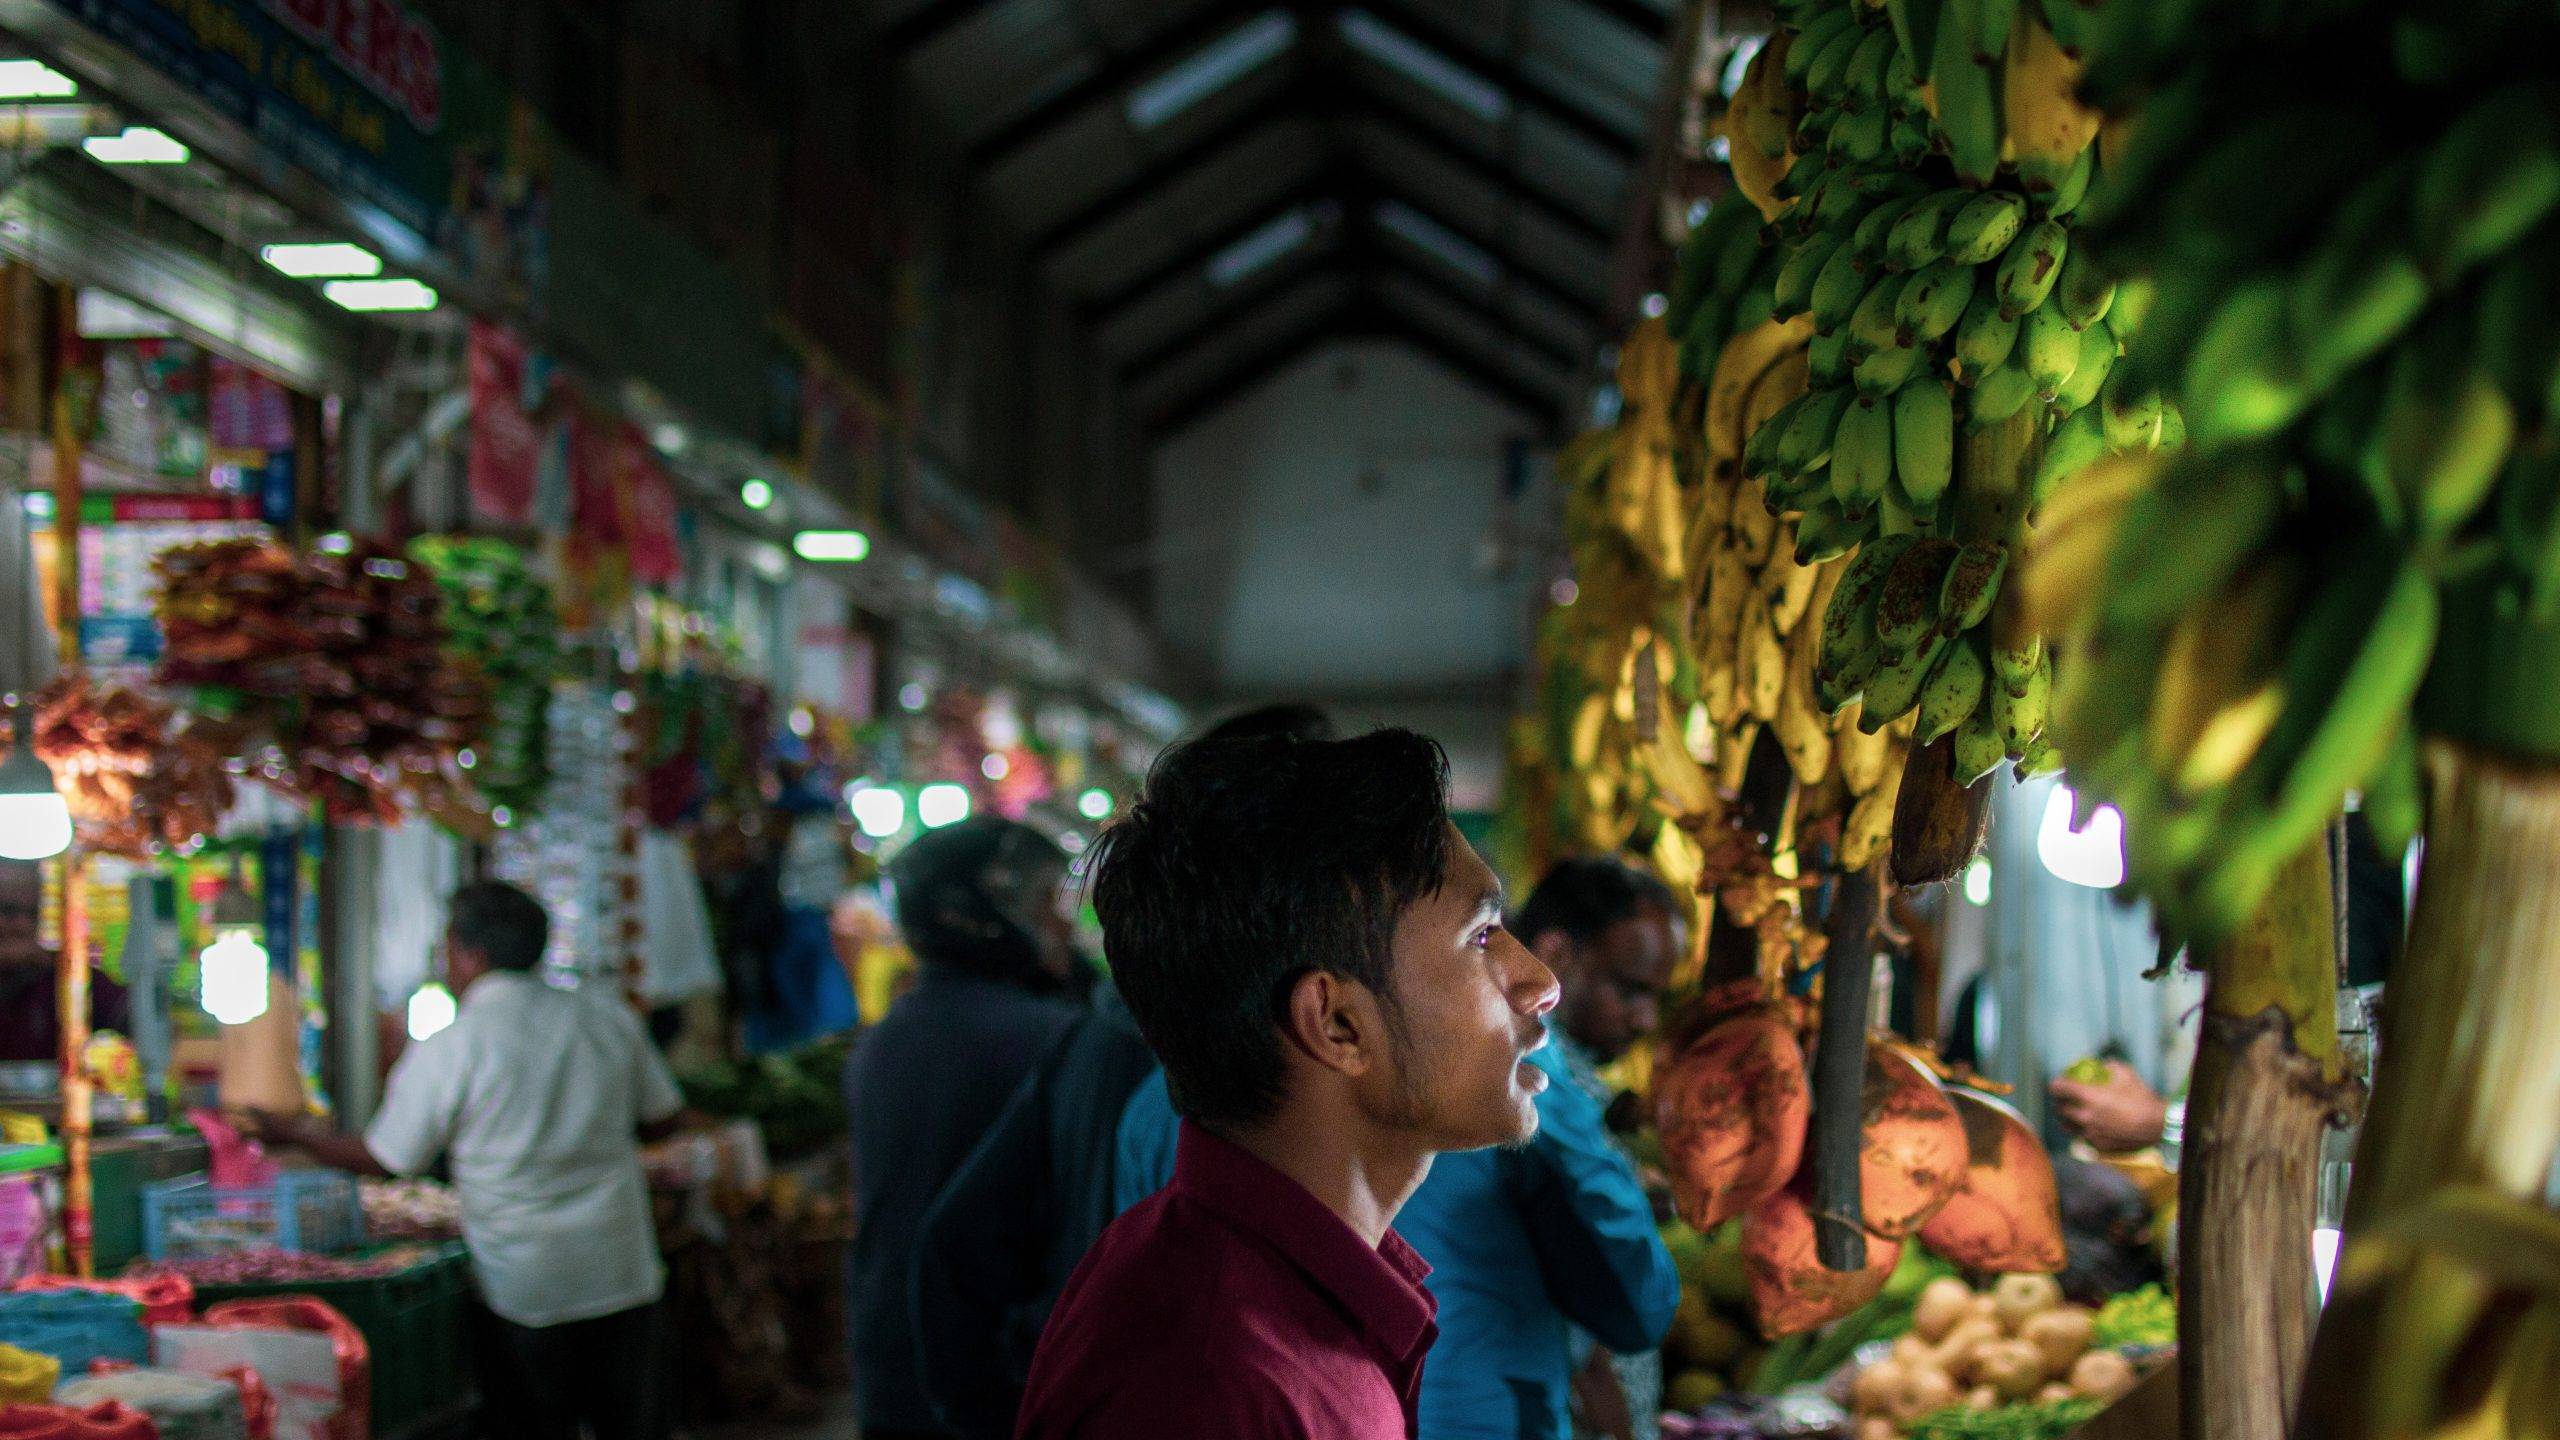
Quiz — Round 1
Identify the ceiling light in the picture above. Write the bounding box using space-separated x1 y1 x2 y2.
917 783 972 829
850 786 907 839
793 529 871 563
260 242 382 279
1127 11 1297 129
0 715 70 861
740 477 775 510
0 60 76 100
322 278 438 312
83 126 188 164
1963 857 1992 907
1337 10 1508 124
1208 207 1315 287
2036 785 2126 889
1077 788 1114 821
407 982 457 1041
1376 199 1498 285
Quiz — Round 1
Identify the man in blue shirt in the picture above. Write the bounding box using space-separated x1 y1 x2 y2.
1114 856 1684 1440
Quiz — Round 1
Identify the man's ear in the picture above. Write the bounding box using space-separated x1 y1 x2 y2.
1280 969 1386 1080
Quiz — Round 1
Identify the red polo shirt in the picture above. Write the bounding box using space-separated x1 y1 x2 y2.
1015 1120 1439 1439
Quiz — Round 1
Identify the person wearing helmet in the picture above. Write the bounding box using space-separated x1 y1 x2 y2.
846 817 1089 1440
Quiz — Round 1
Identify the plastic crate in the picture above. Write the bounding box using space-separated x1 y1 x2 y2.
142 1171 364 1260
184 1245 473 1440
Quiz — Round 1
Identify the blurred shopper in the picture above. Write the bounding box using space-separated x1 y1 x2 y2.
1113 856 1682 1440
847 818 1086 1440
245 881 684 1440
1016 728 1560 1440
0 861 125 1064
911 704 1336 1439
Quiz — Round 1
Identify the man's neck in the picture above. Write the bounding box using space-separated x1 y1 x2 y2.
1218 1107 1433 1249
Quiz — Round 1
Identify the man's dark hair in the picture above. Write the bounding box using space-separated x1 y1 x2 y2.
889 816 1069 985
1092 728 1452 1130
1510 857 1680 949
447 881 549 973
1196 703 1336 745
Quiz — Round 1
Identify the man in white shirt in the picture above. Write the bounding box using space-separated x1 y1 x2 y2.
248 881 686 1440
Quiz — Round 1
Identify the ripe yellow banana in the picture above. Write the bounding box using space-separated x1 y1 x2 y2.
1998 10 2100 196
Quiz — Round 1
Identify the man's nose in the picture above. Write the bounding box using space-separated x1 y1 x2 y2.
1513 945 1561 1017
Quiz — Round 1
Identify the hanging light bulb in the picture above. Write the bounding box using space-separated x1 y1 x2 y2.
407 982 458 1041
0 705 70 861
199 866 270 1026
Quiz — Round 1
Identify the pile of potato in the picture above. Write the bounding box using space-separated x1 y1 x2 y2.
1846 1275 2138 1437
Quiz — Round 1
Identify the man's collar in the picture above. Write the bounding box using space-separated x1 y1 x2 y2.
1170 1120 1438 1363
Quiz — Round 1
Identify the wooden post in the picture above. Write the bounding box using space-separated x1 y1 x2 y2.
48 290 90 1276
1810 864 1882 1271
2297 741 2560 1439
2178 837 2347 1440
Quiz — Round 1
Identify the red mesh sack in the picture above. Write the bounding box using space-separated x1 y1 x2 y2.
200 1300 365 1440
13 1276 196 1328
217 1366 275 1440
0 1403 155 1440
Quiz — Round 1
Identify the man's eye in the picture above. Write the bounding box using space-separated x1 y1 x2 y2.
1473 925 1500 950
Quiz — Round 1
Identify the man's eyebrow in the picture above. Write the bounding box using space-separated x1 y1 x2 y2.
1479 884 1507 918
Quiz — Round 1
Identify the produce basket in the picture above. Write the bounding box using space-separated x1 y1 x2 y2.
142 1172 363 1260
180 1245 472 1440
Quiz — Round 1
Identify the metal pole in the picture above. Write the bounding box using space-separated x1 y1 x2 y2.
48 283 90 1276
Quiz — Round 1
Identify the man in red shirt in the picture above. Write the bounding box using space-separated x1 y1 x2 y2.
1016 728 1561 1440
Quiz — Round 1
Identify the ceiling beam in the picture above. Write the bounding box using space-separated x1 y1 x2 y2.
1120 259 1351 390
1350 0 1640 162
1077 180 1341 326
1560 0 1673 44
1139 301 1355 437
875 0 1016 57
1348 170 1605 320
1362 243 1584 372
1361 296 1569 428
1346 91 1614 251
966 1 1287 170
1030 86 1318 260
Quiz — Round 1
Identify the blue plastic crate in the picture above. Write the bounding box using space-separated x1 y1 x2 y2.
0 1289 147 1367
142 1170 364 1259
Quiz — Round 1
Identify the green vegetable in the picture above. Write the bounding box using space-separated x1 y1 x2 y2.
1903 1397 2103 1440
2092 1283 2177 1349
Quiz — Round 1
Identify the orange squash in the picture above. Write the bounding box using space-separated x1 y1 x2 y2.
1655 1006 1810 1230
1859 1045 1970 1239
1742 1173 1901 1336
1919 1087 2068 1272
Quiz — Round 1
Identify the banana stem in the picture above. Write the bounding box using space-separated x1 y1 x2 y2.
2296 739 2560 1440
1811 864 1883 1272
2179 837 2348 1440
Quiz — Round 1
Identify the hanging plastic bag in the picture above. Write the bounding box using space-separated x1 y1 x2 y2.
185 1113 275 1192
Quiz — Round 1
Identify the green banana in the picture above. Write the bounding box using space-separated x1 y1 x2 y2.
1892 380 1957 509
1971 0 2019 66
2043 137 2098 218
2049 320 2119 416
1881 476 1934 535
2022 301 2083 398
1885 0 1944 84
2033 404 2108 504
1814 534 1919 708
1917 636 1991 742
2474 234 2560 418
1943 190 2028 265
1809 323 1854 384
1842 25 1900 110
1932 0 2000 185
1772 232 1844 320
2359 720 2422 860
1966 361 2039 429
1852 192 1929 261
1744 392 1806 477
1939 542 2008 631
2287 155 2426 385
2380 346 2517 541
1952 286 2022 383
2099 378 2166 452
1854 340 1927 397
1832 395 1897 515
1809 241 1874 331
1890 114 1937 169
1776 386 1858 475
1950 703 2011 781
1894 259 1979 346
2412 80 2560 280
2053 249 2117 331
1885 189 1972 272
1875 537 1957 649
1849 271 1915 358
1805 19 1870 103
1991 650 2051 752
1776 149 1830 203
1991 632 2041 694
1859 632 1949 730
1828 106 1894 167
2101 450 2285 627
1795 501 1867 564
1787 6 1859 85
1994 219 2070 318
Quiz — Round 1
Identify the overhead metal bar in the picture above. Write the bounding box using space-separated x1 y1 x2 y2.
1348 169 1606 320
1029 86 1320 260
967 0 1287 169
875 0 1018 56
1362 298 1569 427
1561 0 1673 44
1139 299 1355 436
1363 243 1584 372
1076 178 1340 325
1118 256 1350 389
1350 0 1640 161
1346 90 1615 251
